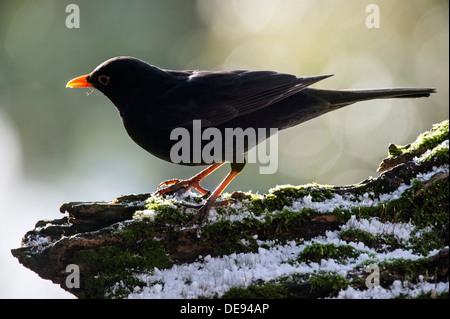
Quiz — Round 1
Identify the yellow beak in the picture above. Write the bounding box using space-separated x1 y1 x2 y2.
66 75 93 88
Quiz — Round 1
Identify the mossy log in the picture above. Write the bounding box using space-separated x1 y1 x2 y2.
11 120 449 299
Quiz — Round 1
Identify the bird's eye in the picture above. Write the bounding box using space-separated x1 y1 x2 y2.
98 75 110 86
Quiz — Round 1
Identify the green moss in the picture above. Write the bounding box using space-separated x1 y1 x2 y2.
388 120 449 159
222 282 288 299
412 120 448 153
82 273 143 299
201 202 332 256
72 246 137 298
419 142 449 164
269 184 334 206
264 208 314 229
388 143 409 157
395 177 449 229
340 227 428 254
308 272 349 296
342 173 448 234
221 272 349 299
135 196 192 225
245 184 335 214
340 229 378 247
414 291 449 299
202 219 254 256
406 229 446 256
72 234 172 298
297 243 362 263
377 255 446 286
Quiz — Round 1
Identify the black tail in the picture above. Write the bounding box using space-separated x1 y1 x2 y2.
308 87 437 107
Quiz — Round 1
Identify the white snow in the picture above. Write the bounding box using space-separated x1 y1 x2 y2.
128 240 304 299
133 209 158 221
342 215 416 242
22 235 51 249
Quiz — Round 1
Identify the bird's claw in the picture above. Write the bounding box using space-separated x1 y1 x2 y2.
183 198 234 229
155 179 186 196
155 178 210 197
157 179 181 190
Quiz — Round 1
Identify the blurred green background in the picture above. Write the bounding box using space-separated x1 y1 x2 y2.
0 0 448 298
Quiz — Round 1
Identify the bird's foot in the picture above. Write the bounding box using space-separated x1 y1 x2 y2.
183 199 234 229
155 177 210 197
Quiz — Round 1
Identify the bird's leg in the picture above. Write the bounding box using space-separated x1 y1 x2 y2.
184 161 246 228
156 162 224 196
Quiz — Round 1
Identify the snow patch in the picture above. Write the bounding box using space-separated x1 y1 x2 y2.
342 215 415 242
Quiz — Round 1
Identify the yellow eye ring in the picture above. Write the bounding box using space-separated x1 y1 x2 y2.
98 75 110 86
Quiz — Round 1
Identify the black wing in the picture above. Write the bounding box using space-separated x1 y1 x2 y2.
145 69 332 129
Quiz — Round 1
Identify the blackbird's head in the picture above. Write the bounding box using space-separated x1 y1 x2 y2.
66 56 168 110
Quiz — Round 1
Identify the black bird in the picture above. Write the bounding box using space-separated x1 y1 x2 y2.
66 56 435 227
